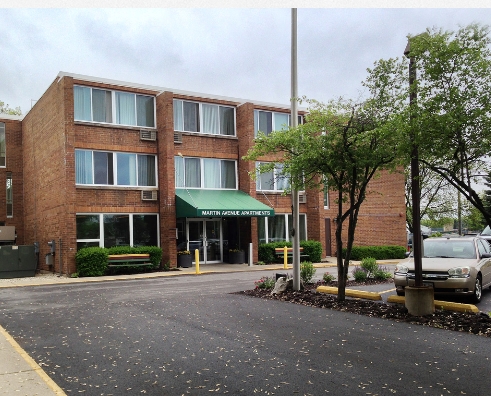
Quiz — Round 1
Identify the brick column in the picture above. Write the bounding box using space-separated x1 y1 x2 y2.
156 92 178 268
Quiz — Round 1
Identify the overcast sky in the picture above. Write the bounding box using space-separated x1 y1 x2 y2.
1 3 490 115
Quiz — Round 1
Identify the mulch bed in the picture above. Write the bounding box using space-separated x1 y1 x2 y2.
236 280 491 337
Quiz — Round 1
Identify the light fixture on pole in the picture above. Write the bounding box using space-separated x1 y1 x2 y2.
291 8 300 291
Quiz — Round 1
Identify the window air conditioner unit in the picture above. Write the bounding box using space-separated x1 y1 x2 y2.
140 129 157 141
298 192 307 204
141 190 158 201
174 132 183 143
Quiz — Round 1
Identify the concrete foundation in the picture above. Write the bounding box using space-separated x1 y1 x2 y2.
405 286 435 316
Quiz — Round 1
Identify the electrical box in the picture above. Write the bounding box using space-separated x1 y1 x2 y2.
47 240 56 255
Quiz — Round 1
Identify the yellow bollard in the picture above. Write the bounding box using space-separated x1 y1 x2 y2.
195 249 201 274
283 245 288 269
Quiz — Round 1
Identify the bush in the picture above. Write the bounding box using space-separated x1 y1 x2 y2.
76 247 108 277
360 257 378 277
342 245 406 260
76 246 163 277
254 276 275 289
300 240 322 263
258 242 292 263
258 240 323 264
300 261 316 283
322 272 335 283
374 266 393 280
352 266 368 282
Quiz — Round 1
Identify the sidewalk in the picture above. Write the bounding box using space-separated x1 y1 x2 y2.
0 259 399 395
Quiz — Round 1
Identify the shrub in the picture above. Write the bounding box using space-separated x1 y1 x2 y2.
352 266 368 282
342 245 406 260
322 272 335 283
258 242 291 263
76 246 163 277
254 276 275 289
374 266 393 280
258 240 323 264
300 240 322 263
300 261 316 283
76 247 108 277
360 257 378 277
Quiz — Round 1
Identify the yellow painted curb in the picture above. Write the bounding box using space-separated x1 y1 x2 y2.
386 295 479 313
0 325 66 395
316 285 382 301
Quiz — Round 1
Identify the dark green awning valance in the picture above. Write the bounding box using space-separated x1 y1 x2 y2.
175 189 274 218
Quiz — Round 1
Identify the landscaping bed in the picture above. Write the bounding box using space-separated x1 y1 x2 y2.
237 279 491 337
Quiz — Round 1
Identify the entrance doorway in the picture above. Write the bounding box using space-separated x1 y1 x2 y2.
188 219 222 263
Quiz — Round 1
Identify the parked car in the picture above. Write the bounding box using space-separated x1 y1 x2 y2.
478 225 491 244
394 236 491 303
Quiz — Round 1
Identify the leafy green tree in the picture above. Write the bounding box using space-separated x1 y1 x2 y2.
0 100 21 116
244 95 402 301
405 165 456 232
369 24 491 228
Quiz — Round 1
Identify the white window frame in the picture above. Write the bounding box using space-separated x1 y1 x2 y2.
254 110 303 137
6 171 12 218
255 162 290 192
173 99 236 136
258 213 307 244
323 179 329 209
74 85 156 128
76 213 160 248
0 122 5 167
75 149 158 187
175 156 238 190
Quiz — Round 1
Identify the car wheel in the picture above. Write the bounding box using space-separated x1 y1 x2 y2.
396 290 405 296
472 275 482 304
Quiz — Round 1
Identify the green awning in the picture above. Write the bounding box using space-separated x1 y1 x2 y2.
176 189 274 218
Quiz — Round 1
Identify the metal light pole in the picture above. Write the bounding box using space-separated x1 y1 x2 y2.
404 39 423 287
291 8 300 290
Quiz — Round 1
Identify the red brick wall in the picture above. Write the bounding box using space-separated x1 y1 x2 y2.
17 74 407 274
0 118 24 243
22 76 74 272
157 91 178 267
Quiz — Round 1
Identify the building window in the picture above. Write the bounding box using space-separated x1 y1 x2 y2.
75 149 157 187
6 172 12 218
173 99 235 136
73 85 155 128
175 156 237 189
76 213 159 250
254 110 302 137
323 179 329 209
256 162 290 192
257 214 307 244
0 122 5 167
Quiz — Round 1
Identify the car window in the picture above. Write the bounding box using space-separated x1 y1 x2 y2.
423 239 476 259
481 225 491 236
478 239 490 255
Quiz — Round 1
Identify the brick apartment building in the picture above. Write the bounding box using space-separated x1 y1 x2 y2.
0 72 406 275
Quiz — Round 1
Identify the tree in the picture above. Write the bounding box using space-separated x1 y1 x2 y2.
0 100 21 116
244 95 402 301
369 24 491 228
405 164 456 233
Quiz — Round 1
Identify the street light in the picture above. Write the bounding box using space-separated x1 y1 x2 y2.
404 38 423 288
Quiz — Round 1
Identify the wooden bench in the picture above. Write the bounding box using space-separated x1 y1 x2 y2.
274 247 309 262
107 253 152 267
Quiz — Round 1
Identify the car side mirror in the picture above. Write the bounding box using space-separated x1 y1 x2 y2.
481 253 491 258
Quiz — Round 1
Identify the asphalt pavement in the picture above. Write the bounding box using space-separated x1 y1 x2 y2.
1 258 488 395
0 261 337 395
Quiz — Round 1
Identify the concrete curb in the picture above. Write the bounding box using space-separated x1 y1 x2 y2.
387 295 479 313
316 285 383 301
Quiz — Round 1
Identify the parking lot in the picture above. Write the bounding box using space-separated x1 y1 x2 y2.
0 268 490 395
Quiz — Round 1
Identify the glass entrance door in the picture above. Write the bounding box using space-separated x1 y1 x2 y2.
187 219 222 263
